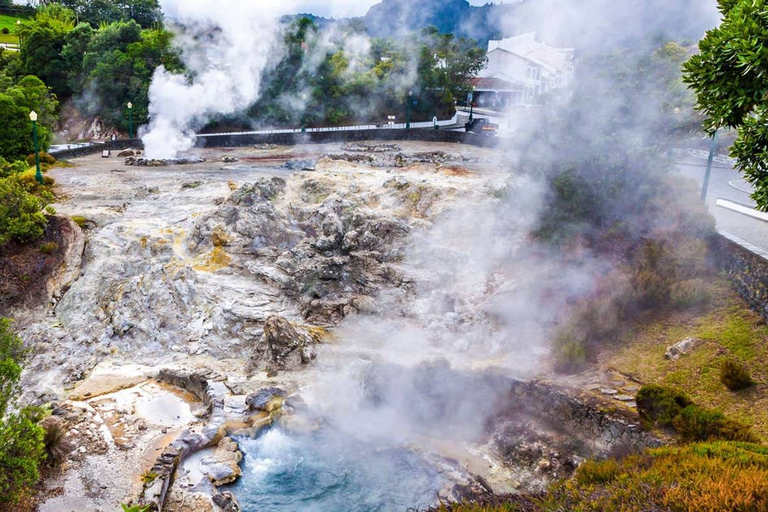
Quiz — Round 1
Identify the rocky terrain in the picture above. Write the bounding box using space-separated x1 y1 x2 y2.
13 141 653 511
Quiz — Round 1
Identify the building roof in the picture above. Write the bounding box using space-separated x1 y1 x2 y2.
487 32 574 73
470 76 524 92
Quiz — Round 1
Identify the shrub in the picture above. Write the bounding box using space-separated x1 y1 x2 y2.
670 278 711 308
1 28 8 35
636 384 692 427
631 240 676 307
41 416 72 466
575 458 621 485
39 241 60 255
552 326 588 372
539 442 768 512
26 152 56 168
121 504 152 512
720 359 755 391
0 319 46 506
0 157 28 179
17 168 55 193
0 175 50 245
71 216 88 228
673 405 758 443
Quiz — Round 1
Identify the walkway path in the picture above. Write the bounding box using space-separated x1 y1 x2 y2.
675 153 768 251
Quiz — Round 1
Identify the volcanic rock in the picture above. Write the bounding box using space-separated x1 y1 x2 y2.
664 337 699 360
245 387 286 412
248 316 316 371
281 159 316 171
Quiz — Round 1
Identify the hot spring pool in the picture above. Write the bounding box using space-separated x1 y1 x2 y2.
227 427 448 512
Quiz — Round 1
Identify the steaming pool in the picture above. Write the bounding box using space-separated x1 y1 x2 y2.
227 426 448 512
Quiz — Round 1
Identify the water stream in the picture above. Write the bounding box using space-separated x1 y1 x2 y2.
228 426 448 512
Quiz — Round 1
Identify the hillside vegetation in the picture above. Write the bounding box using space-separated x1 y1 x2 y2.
0 14 23 44
606 279 768 440
438 442 768 512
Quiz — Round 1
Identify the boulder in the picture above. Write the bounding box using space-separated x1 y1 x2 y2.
248 316 316 371
664 337 699 360
212 492 241 512
117 149 135 157
281 159 316 171
245 387 286 413
199 437 243 486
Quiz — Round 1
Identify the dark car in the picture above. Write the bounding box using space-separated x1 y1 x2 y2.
465 118 499 135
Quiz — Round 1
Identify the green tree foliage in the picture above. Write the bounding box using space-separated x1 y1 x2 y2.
417 27 487 113
17 4 76 97
683 0 768 209
0 318 46 506
0 175 51 245
78 22 179 130
58 0 161 28
246 19 486 128
0 75 58 161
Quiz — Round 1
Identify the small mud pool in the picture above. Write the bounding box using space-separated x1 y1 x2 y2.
227 427 449 512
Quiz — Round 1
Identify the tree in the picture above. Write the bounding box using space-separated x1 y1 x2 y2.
79 22 179 130
58 0 161 28
17 5 76 98
0 175 51 245
0 75 57 161
0 318 45 507
683 0 768 209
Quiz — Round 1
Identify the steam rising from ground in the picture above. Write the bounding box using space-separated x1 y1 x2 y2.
143 1 397 158
142 1 281 158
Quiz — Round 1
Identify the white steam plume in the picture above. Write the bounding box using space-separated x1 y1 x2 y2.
143 0 374 159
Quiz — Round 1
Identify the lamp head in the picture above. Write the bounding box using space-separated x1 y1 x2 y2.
127 102 133 109
29 111 38 122
408 90 413 97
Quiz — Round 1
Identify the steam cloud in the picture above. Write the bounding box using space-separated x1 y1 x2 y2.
143 1 376 158
142 0 723 452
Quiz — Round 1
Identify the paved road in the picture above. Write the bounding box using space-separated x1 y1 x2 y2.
675 155 768 251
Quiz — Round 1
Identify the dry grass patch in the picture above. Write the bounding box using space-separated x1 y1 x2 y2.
604 278 768 439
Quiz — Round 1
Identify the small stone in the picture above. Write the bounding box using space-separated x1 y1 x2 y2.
665 337 699 360
614 395 635 402
601 388 618 395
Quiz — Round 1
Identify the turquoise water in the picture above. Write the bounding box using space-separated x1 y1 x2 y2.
228 427 446 512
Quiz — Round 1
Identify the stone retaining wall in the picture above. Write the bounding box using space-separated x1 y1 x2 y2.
49 140 140 160
49 129 496 160
713 231 768 321
195 128 498 148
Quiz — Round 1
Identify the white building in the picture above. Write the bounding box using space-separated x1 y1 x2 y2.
476 32 575 107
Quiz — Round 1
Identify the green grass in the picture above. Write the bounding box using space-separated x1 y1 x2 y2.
0 14 24 45
605 278 768 439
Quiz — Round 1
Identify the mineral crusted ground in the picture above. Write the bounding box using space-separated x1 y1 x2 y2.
16 142 651 511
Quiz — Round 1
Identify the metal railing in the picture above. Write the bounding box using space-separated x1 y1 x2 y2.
197 113 461 138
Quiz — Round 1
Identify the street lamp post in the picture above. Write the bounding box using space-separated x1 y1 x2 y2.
127 102 133 140
469 86 476 124
406 90 413 130
29 111 42 185
701 130 718 202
